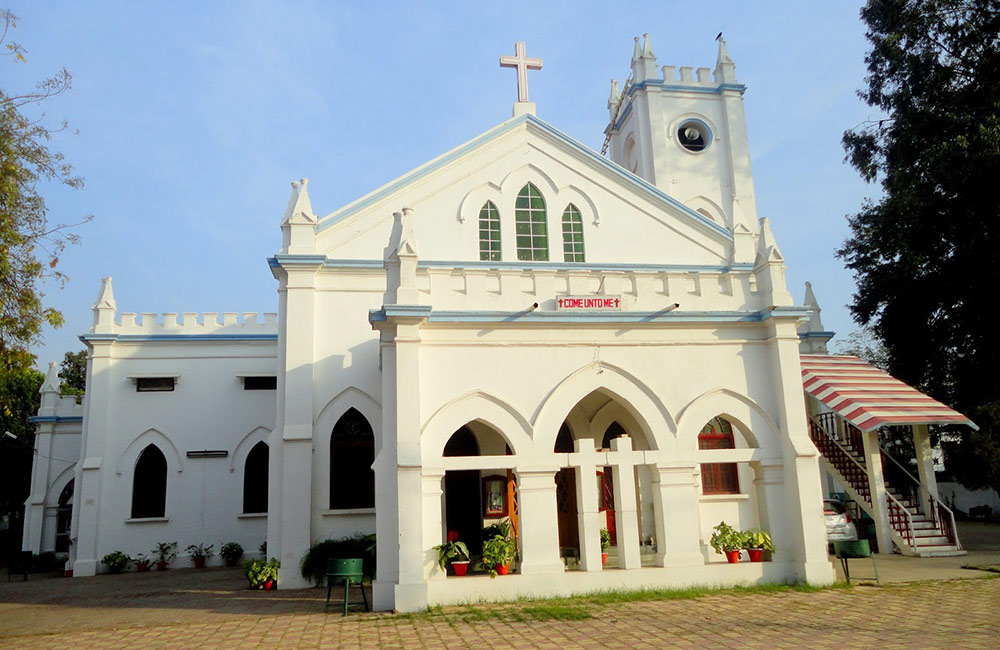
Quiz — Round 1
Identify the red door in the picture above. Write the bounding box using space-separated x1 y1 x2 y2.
599 469 617 545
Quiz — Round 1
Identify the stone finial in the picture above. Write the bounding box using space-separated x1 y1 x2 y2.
383 208 420 305
756 217 784 262
93 276 116 311
607 78 621 120
753 217 792 306
799 282 833 353
714 36 737 84
41 361 61 394
91 276 117 333
281 177 316 226
630 34 659 83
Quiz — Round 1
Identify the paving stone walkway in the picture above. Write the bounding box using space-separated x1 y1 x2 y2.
2 566 998 649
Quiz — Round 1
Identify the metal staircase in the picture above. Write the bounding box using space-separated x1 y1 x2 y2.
808 413 963 557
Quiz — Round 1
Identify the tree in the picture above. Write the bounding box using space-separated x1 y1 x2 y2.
58 348 85 398
838 0 1000 495
0 361 43 538
1 9 88 368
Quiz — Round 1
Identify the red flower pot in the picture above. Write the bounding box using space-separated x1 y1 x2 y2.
225 558 237 568
264 580 274 590
747 549 763 563
193 557 206 569
156 561 168 571
136 563 150 573
64 569 73 578
601 553 608 566
452 561 469 576
724 550 741 564
495 563 509 576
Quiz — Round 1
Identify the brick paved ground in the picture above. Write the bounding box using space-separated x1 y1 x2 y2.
2 566 998 649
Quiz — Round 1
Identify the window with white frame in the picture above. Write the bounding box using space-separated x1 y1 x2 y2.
561 203 585 262
478 201 501 261
515 183 548 261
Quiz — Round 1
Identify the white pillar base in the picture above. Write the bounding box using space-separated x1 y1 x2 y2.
72 559 98 577
277 568 310 590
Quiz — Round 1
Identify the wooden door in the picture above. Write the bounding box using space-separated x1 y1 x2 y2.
555 468 579 550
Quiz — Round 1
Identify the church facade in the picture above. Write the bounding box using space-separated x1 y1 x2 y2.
25 36 839 611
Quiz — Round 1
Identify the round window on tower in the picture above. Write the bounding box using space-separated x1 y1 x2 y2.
676 119 712 153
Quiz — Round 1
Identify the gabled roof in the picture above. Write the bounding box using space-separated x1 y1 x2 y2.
801 355 977 432
314 112 732 240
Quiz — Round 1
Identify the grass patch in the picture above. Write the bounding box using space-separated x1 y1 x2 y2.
520 605 591 621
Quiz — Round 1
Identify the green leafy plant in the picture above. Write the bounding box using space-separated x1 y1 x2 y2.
133 553 151 571
433 540 470 570
220 542 244 565
185 543 214 559
481 535 517 578
243 557 280 589
742 529 775 552
259 541 267 556
481 520 511 542
709 521 746 554
152 541 177 564
600 528 611 552
101 551 131 573
300 533 376 586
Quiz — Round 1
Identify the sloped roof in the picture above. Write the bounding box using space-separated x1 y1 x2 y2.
800 354 976 432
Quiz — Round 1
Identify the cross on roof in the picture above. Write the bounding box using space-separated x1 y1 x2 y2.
499 41 543 103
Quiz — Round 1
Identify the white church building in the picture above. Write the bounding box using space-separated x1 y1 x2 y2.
24 36 971 612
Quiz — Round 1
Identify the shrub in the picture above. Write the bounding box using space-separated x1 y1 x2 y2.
101 551 131 573
220 542 244 562
243 557 280 589
300 533 376 586
186 543 214 559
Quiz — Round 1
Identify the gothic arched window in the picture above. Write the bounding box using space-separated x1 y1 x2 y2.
243 441 269 514
131 444 167 518
479 201 501 261
698 417 740 495
515 183 548 261
330 408 375 509
561 204 585 262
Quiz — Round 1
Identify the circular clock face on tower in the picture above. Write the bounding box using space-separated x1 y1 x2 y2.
677 120 711 152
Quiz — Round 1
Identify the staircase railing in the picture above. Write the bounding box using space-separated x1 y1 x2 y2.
886 491 916 549
879 447 961 549
808 417 871 507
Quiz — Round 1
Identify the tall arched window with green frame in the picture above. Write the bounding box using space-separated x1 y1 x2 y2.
478 201 501 261
515 183 548 261
561 204 585 262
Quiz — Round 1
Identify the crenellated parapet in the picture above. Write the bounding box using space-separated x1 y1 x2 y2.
112 311 278 334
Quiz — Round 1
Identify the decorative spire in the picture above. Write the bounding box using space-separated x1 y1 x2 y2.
607 78 621 120
714 36 737 84
756 217 784 262
753 217 792 306
630 33 659 83
281 178 316 226
92 276 117 333
798 282 833 353
41 361 61 395
93 276 116 311
383 208 420 305
803 281 825 332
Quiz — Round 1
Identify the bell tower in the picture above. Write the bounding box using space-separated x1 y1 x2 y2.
606 35 758 236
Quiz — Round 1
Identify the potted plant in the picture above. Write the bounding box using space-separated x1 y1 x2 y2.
152 541 177 571
220 542 244 567
433 539 470 576
186 543 214 569
101 551 131 574
482 534 517 578
133 553 151 572
600 528 611 566
709 521 746 564
742 528 775 562
243 557 280 590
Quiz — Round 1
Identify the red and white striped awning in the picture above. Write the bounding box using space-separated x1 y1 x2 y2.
800 354 977 432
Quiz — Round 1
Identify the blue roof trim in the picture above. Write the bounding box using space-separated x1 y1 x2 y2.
371 306 811 326
29 416 83 423
369 305 434 324
800 331 836 339
271 255 754 275
628 80 748 96
80 334 278 343
313 113 732 241
610 101 634 132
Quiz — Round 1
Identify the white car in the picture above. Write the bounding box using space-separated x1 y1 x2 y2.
824 499 858 543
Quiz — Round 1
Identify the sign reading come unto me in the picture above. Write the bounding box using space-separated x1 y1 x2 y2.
556 296 622 311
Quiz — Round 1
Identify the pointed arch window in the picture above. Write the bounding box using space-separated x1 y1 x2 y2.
698 417 740 495
561 204 585 262
479 201 501 261
330 408 375 509
243 441 269 514
131 444 167 518
515 183 548 261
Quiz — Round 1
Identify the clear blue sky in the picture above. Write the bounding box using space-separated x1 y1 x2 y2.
6 1 877 366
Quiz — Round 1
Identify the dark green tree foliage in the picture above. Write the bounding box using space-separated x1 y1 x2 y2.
1 10 87 368
0 363 43 517
839 0 1000 495
58 348 85 397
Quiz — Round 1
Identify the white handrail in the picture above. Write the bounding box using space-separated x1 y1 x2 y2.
879 445 960 537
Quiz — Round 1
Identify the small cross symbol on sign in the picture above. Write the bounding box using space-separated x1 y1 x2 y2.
500 41 543 103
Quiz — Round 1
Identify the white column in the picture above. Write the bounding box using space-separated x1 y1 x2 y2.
912 424 938 517
652 463 703 567
273 265 318 590
515 469 565 575
609 436 641 569
571 439 603 572
373 316 428 612
752 461 793 559
861 429 892 554
422 469 446 580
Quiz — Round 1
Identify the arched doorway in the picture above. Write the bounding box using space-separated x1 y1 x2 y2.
554 424 580 556
443 427 482 555
55 479 74 552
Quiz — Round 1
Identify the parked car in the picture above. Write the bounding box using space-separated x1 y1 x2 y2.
824 499 858 546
